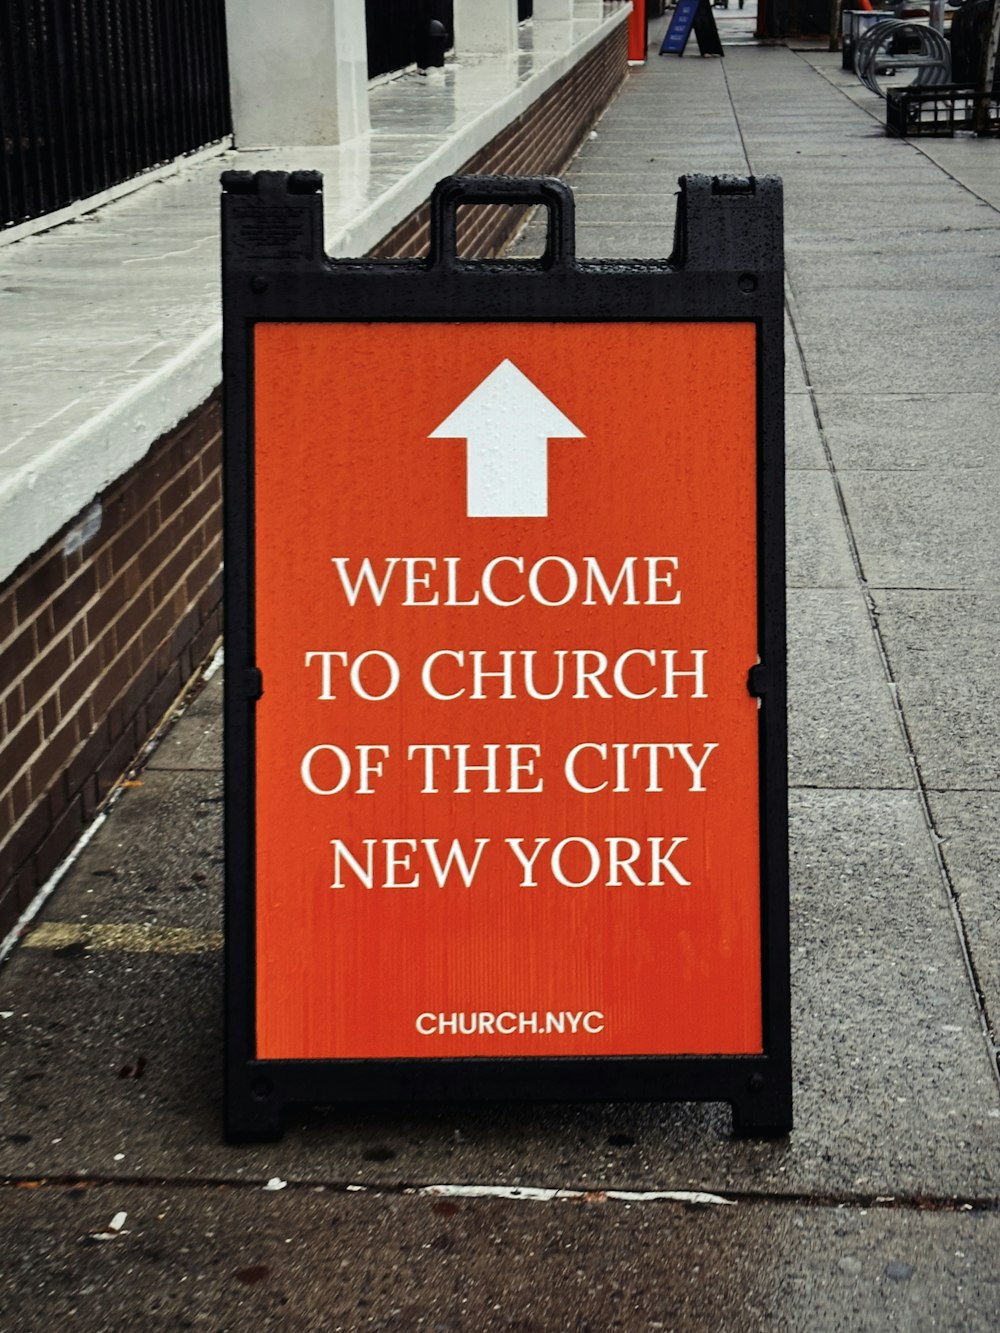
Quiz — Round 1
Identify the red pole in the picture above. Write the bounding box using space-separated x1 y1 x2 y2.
628 0 647 61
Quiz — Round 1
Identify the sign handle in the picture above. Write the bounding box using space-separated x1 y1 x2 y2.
428 175 576 272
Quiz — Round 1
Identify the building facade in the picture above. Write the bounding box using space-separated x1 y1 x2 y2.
0 0 631 946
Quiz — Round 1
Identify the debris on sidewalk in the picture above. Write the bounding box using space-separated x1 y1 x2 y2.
86 1211 128 1243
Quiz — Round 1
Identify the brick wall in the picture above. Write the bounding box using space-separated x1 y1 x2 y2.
0 23 627 939
0 398 223 937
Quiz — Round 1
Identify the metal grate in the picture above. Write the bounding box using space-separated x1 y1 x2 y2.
0 0 231 230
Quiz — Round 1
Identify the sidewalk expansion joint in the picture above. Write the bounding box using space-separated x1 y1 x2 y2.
1 1175 998 1215
720 59 754 174
782 296 1000 1090
790 783 915 792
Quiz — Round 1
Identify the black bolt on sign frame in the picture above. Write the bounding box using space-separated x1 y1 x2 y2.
222 171 790 1142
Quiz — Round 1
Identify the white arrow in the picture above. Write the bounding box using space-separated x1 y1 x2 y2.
428 359 585 518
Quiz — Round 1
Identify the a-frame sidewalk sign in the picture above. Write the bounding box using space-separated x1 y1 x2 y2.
660 0 725 56
221 171 791 1142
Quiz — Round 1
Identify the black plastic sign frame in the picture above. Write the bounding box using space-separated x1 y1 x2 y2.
222 171 790 1142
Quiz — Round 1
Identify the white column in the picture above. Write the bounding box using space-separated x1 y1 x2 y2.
452 0 519 55
225 0 370 147
533 0 576 19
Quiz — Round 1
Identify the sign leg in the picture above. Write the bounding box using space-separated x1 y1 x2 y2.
226 1082 285 1143
731 1084 793 1138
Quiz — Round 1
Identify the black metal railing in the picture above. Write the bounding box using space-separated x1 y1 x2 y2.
0 0 231 230
366 1 455 79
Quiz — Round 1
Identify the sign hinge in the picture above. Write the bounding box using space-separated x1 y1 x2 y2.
243 667 263 700
747 663 768 697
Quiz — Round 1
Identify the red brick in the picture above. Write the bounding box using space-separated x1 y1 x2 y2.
41 695 60 736
86 570 126 642
189 614 222 677
154 599 188 676
13 551 67 625
135 530 176 595
123 639 142 687
20 632 72 715
50 561 97 635
2 681 25 734
138 599 180 665
63 725 109 804
0 621 36 688
74 699 100 747
111 585 154 657
63 544 82 580
201 461 222 498
165 603 200 664
95 626 118 671
14 858 40 912
107 457 162 524
178 473 219 535
80 773 101 823
0 590 17 644
158 460 202 522
0 713 42 784
9 775 30 827
140 661 185 737
153 541 200 610
88 646 135 731
34 792 86 886
197 567 223 623
199 512 223 552
186 543 222 606
151 440 203 512
0 796 49 893
57 629 100 704
96 723 141 803
114 654 160 740
108 511 153 578
29 715 80 806
0 880 21 942
170 582 189 622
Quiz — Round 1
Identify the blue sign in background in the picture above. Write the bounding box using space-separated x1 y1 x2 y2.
661 0 702 54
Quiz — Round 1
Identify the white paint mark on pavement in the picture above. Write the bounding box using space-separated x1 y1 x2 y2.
88 1211 129 1242
22 921 223 955
0 811 111 968
414 1184 734 1206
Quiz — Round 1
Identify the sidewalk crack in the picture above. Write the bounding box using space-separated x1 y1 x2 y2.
782 295 1000 1091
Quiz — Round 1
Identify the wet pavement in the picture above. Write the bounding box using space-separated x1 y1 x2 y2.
3 16 1000 1330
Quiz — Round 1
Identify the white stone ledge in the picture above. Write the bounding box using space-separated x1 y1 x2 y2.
0 3 629 585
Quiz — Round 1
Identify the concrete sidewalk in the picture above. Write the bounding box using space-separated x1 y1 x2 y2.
3 23 1000 1329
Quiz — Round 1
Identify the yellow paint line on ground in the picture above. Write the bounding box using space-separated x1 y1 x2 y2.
23 921 223 954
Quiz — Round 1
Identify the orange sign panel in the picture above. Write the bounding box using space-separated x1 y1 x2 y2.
253 320 760 1060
